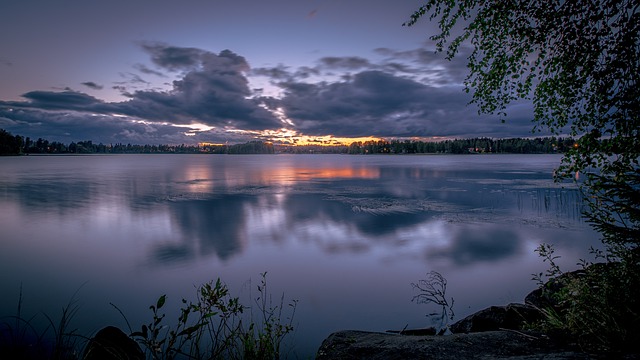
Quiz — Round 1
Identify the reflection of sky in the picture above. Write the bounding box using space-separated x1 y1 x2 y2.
0 154 600 357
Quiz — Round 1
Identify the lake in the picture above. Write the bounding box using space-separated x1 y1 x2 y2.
0 154 600 357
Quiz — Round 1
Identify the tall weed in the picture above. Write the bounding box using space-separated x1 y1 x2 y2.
125 272 297 360
532 243 640 353
0 284 85 360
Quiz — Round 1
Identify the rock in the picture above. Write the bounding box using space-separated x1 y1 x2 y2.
450 303 543 333
83 326 144 360
525 262 614 311
386 327 437 336
524 273 580 311
316 330 589 360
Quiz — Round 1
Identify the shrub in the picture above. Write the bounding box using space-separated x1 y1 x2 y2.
532 244 640 354
125 272 297 360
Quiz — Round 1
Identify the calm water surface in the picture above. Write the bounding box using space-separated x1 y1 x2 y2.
0 154 600 357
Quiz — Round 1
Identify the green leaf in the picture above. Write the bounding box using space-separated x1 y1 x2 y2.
204 312 218 319
157 294 167 309
177 323 205 337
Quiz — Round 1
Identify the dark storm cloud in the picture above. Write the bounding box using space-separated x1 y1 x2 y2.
0 42 541 145
319 56 372 70
114 47 280 129
252 65 292 80
252 64 320 83
294 66 320 79
0 44 282 139
111 85 131 97
20 90 104 110
140 42 208 71
271 67 537 138
247 44 537 139
273 70 475 137
81 81 103 90
255 47 468 90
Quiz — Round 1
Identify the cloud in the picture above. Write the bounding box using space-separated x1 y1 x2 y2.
0 42 542 145
118 72 150 85
373 45 471 86
133 63 166 77
0 105 254 145
20 90 104 110
319 56 372 70
81 81 104 90
271 70 477 137
140 42 208 71
249 45 538 140
252 64 293 80
1 44 283 141
113 47 280 130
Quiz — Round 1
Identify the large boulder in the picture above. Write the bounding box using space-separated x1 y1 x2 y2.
83 326 144 360
316 330 588 360
450 303 543 334
524 270 587 311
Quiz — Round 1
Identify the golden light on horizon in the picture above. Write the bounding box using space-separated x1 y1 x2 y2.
251 104 385 145
224 127 384 146
280 134 383 146
195 124 453 148
199 142 226 146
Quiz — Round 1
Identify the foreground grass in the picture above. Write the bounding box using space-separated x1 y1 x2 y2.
0 273 297 360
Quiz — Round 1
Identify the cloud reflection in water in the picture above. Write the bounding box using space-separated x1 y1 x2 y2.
1 155 597 268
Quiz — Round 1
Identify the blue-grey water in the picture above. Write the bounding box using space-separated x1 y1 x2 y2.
0 154 600 357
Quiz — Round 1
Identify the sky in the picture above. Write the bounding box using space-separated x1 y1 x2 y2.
0 0 539 145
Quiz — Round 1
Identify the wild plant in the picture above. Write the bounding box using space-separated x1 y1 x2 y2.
531 243 640 353
411 271 455 334
125 272 297 360
242 273 297 359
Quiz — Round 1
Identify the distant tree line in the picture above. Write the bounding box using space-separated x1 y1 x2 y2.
276 144 349 154
345 137 577 154
1 128 577 156
0 129 24 155
277 137 578 155
0 129 275 155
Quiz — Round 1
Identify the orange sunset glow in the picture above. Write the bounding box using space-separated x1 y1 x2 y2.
218 128 385 146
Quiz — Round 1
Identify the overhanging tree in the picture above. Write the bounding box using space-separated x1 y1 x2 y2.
405 0 639 256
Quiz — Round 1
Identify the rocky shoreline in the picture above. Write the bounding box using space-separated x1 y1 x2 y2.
316 330 590 360
80 266 637 359
315 266 639 359
314 300 581 359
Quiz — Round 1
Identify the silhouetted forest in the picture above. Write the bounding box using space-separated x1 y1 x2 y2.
0 129 275 155
343 137 578 154
0 128 577 156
